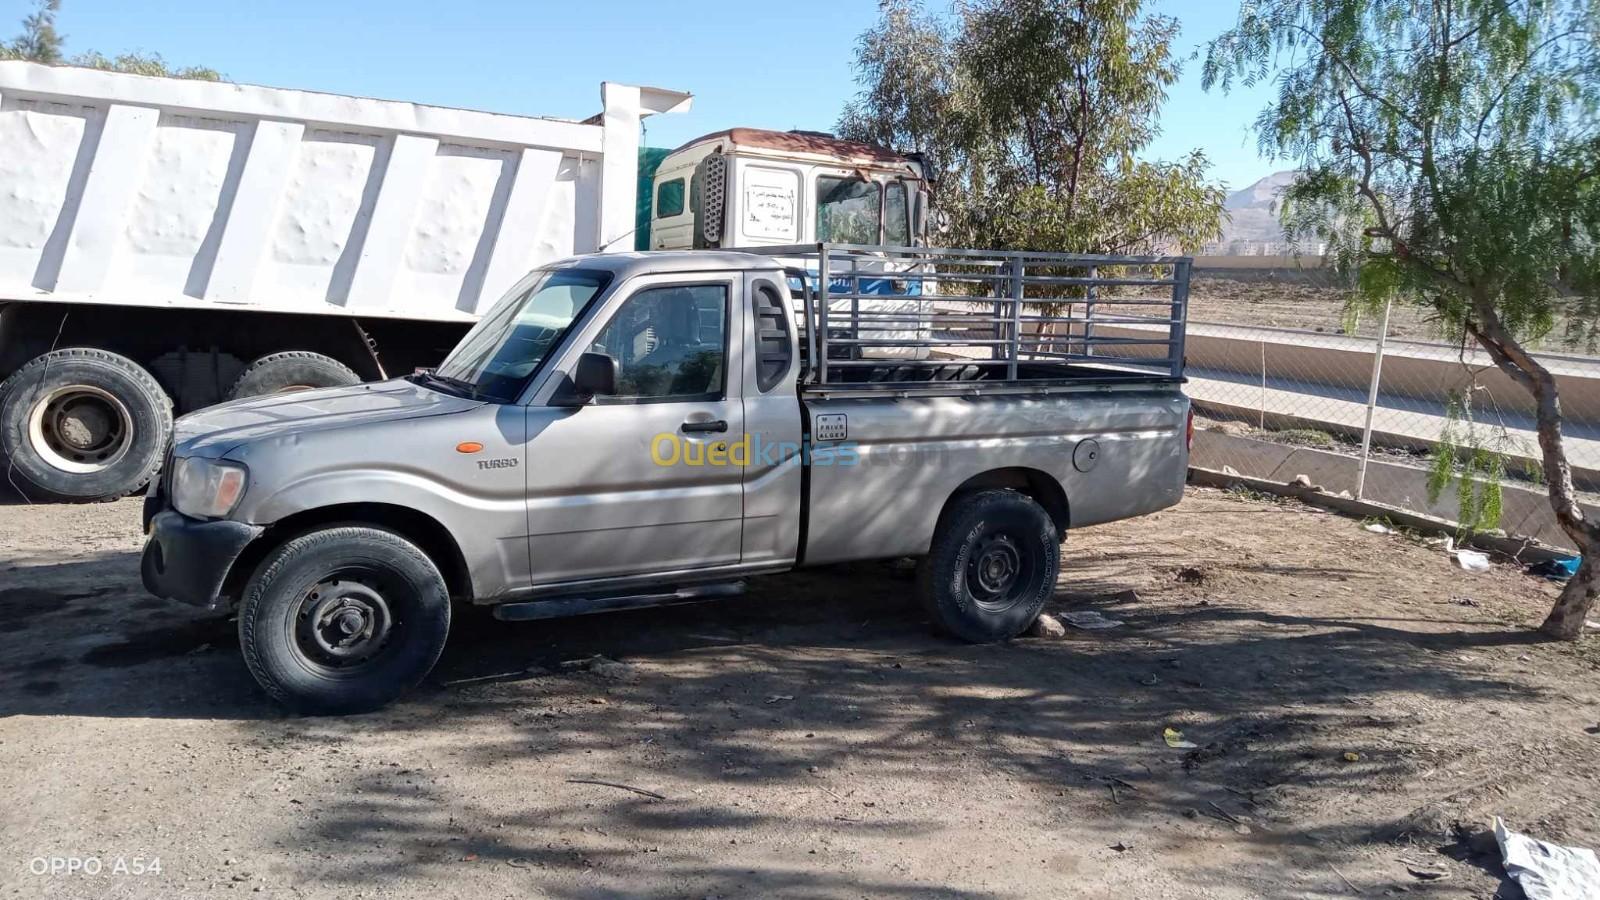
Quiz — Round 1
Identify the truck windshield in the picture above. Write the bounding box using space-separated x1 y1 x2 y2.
817 176 881 244
429 268 611 403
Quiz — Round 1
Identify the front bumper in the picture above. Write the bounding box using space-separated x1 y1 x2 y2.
141 511 263 612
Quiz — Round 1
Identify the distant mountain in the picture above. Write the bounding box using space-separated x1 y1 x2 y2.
1204 171 1322 256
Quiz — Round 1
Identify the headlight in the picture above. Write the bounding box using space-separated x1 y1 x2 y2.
171 458 248 519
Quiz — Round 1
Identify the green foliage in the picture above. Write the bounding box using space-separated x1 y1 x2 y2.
71 50 220 81
836 0 961 180
1 0 219 80
839 0 1225 256
1426 392 1513 533
1267 427 1342 449
1203 0 1600 347
1204 0 1600 578
1224 483 1276 503
0 0 62 63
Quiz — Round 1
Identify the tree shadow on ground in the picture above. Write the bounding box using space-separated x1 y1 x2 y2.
0 547 1558 896
275 580 1547 897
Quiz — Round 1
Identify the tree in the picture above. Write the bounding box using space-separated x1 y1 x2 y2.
71 51 220 81
836 0 963 188
1 0 219 80
1204 0 1600 639
840 0 1225 256
1 0 63 63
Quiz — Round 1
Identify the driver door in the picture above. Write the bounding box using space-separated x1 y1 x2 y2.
521 274 746 585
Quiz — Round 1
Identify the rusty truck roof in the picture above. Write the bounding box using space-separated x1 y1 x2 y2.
672 127 912 166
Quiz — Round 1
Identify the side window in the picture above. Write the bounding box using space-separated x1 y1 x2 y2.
655 178 685 218
884 181 910 246
752 282 794 393
590 284 727 402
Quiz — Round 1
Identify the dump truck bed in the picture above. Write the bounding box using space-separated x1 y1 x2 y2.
0 61 688 322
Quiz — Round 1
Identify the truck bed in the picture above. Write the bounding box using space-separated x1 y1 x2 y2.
750 244 1194 562
801 359 1180 397
747 243 1191 396
798 384 1190 564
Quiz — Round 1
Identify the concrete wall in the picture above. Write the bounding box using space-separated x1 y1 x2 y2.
1191 428 1596 551
1094 321 1600 423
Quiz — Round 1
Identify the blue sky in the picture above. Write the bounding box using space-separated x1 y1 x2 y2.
3 0 1283 192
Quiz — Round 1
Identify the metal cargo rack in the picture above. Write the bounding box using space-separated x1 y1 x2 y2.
736 243 1190 396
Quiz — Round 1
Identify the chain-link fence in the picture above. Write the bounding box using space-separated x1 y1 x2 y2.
1184 260 1600 551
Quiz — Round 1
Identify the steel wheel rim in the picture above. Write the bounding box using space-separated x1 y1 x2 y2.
292 572 402 673
25 384 134 474
966 530 1035 612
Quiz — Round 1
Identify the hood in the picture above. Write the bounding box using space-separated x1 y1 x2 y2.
174 379 484 459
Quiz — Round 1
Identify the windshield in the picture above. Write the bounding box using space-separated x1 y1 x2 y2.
817 175 881 244
430 268 611 403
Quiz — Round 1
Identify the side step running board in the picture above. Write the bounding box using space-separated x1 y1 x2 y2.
492 581 746 621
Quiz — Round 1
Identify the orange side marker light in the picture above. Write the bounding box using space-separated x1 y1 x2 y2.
456 441 484 454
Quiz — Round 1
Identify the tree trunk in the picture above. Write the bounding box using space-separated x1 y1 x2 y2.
1465 304 1600 641
1540 553 1598 640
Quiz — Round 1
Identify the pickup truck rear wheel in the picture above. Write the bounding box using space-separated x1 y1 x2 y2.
238 526 451 714
0 348 172 502
918 489 1059 642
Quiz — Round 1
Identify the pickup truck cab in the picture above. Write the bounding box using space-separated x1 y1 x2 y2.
141 244 1193 713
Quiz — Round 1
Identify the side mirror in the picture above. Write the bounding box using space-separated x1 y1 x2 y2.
558 351 618 406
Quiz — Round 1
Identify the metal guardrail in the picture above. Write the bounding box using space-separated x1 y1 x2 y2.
740 243 1191 388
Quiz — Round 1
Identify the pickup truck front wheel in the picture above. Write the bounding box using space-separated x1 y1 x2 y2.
238 526 451 714
919 490 1060 642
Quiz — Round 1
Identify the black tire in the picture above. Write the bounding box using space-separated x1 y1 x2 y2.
238 526 451 715
918 489 1060 643
0 348 173 502
227 351 361 400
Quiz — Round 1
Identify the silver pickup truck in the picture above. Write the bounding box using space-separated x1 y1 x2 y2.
141 244 1192 713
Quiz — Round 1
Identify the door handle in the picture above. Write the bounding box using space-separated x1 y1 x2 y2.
681 419 728 434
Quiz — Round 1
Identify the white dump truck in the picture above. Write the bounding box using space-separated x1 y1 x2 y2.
0 62 931 502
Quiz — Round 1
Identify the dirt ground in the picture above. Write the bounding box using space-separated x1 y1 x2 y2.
2 488 1598 899
1188 273 1598 355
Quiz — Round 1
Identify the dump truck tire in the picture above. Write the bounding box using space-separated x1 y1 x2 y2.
0 348 172 502
227 351 361 400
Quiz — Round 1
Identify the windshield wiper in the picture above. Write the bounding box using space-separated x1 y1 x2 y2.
411 370 482 400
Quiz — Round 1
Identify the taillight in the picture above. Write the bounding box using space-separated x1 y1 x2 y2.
1186 407 1195 451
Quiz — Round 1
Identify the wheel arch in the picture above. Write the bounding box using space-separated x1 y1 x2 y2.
933 467 1070 539
221 502 474 605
